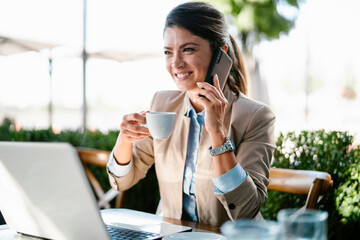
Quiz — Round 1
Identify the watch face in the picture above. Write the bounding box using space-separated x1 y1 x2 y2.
225 138 235 151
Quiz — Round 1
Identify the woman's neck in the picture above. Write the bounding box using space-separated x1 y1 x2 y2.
188 91 204 113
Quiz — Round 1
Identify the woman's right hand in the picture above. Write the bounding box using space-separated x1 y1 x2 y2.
119 111 151 144
113 111 150 166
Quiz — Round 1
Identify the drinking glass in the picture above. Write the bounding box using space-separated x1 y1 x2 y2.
277 208 328 240
221 219 280 240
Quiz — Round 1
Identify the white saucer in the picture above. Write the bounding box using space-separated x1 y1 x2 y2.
163 232 226 240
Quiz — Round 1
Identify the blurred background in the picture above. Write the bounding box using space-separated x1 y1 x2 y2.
1 0 359 143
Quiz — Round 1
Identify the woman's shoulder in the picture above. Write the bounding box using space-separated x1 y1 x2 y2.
229 94 276 142
153 90 184 100
231 93 275 121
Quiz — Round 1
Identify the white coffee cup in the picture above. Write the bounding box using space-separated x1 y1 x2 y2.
145 112 177 139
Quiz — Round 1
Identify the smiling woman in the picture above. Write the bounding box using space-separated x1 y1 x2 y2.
106 1 276 227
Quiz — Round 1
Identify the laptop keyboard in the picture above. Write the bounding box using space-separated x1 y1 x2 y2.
106 225 160 240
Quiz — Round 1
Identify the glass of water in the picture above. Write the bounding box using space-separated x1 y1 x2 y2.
221 219 280 240
277 208 328 240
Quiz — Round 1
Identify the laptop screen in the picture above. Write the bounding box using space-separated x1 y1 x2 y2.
0 141 113 239
0 141 191 240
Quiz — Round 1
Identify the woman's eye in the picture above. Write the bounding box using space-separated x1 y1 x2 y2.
164 51 172 55
183 48 195 52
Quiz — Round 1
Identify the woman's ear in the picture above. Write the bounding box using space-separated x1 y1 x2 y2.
221 44 228 53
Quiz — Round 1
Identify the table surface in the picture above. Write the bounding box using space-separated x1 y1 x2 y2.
0 208 221 239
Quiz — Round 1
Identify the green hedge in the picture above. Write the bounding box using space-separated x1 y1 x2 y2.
0 120 359 239
261 130 360 240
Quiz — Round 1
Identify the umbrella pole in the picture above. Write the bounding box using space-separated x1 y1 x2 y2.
82 0 88 131
48 57 53 129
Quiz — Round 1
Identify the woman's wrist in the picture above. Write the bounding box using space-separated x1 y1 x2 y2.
113 134 133 165
209 129 226 149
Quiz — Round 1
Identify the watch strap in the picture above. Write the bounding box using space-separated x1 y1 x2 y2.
209 137 235 156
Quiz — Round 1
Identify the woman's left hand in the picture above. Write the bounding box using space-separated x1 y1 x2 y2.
194 74 228 137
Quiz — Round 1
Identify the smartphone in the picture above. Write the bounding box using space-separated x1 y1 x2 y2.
204 47 233 90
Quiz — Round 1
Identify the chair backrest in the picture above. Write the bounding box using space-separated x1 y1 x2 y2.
268 168 333 209
76 147 123 209
77 148 111 167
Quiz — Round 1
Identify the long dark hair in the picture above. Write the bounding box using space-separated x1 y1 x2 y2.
164 1 248 96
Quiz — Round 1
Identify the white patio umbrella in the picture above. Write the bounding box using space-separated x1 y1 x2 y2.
88 50 161 62
0 35 56 55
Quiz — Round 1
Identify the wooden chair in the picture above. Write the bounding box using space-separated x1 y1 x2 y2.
268 168 333 209
76 147 124 209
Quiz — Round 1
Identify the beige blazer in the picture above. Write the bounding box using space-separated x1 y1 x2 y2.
108 86 276 227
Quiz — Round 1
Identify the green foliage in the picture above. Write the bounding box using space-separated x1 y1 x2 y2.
335 162 360 224
0 117 118 150
207 0 302 51
261 130 360 240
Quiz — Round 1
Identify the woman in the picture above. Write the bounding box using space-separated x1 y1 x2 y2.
107 2 276 227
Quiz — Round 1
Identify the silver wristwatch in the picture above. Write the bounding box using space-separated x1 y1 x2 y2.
209 137 235 156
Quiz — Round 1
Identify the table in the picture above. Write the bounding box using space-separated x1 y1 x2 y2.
162 216 220 233
0 209 221 239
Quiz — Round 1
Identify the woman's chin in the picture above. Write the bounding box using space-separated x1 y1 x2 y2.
175 82 198 92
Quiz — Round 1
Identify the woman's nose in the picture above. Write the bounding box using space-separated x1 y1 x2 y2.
171 53 185 69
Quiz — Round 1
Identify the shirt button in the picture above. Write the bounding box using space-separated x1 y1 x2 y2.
228 203 236 210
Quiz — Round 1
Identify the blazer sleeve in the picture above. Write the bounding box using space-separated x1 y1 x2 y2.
107 96 157 192
108 90 183 193
215 103 276 220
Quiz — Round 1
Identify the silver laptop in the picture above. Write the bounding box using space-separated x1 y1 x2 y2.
0 141 191 240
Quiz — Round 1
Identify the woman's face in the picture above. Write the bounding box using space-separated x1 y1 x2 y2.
163 26 212 92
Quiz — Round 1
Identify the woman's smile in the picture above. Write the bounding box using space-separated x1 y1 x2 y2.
175 71 192 80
